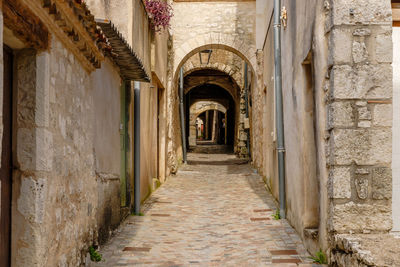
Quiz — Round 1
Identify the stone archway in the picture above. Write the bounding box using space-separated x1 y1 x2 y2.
189 101 227 147
173 33 256 82
184 66 243 94
169 39 256 160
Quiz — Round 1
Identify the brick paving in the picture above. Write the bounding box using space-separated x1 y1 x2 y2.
94 153 319 267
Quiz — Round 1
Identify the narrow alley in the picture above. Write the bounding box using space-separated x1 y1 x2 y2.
2 0 400 266
94 153 314 266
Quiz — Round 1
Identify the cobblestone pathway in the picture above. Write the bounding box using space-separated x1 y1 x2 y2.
94 153 318 267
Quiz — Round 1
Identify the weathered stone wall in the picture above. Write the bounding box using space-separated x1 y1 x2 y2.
11 37 98 266
254 0 394 261
326 0 393 234
183 49 245 89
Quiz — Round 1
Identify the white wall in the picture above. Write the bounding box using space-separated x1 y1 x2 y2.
392 28 400 232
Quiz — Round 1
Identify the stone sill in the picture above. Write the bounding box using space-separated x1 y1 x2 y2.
331 233 400 267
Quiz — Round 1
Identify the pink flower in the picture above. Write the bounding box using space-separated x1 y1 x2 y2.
145 0 173 32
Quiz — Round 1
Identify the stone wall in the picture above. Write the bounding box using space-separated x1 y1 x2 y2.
326 0 393 234
254 0 394 261
11 37 98 266
168 0 256 166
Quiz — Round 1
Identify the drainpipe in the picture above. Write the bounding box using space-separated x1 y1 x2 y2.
134 81 141 214
274 0 286 219
244 62 250 157
179 68 187 163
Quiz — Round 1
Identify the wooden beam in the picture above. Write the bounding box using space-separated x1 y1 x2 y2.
3 0 49 50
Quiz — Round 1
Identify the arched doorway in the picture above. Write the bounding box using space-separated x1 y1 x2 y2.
172 44 255 159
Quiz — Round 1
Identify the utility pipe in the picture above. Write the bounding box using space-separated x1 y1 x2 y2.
244 62 250 157
274 0 286 219
179 68 187 163
133 81 141 214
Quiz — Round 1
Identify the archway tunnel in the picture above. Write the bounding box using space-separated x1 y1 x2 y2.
184 69 239 154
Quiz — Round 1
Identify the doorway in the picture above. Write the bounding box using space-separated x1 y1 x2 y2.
1 45 13 267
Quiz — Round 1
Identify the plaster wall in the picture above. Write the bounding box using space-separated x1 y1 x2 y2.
86 0 152 77
255 0 327 253
91 58 123 243
152 30 169 87
87 0 169 203
140 82 159 202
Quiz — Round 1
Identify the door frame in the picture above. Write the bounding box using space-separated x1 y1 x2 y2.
1 44 14 267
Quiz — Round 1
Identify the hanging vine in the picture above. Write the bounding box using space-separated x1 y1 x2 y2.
144 0 173 32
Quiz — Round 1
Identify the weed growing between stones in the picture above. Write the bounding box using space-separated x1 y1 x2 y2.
89 246 102 262
310 249 327 264
272 209 281 220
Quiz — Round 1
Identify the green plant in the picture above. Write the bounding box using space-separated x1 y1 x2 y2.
310 249 327 264
272 209 281 220
133 212 144 216
89 246 102 262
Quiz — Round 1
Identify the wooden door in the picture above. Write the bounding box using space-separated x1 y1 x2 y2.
1 46 13 266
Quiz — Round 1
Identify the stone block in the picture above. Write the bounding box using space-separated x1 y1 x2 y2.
353 28 371 37
372 104 392 127
330 129 391 165
35 52 50 128
17 128 35 171
372 167 392 200
376 33 393 63
36 128 53 172
17 176 48 224
329 28 352 65
358 106 371 120
358 120 371 128
330 0 391 26
329 167 352 199
355 177 369 199
330 64 392 99
239 131 247 141
352 41 368 63
329 201 392 233
328 101 354 128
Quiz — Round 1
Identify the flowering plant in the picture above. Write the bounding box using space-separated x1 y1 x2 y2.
144 0 173 32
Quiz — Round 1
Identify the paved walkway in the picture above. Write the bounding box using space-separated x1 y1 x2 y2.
94 153 317 267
